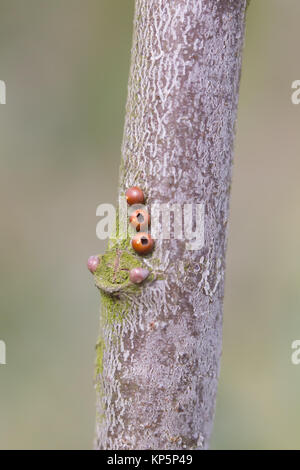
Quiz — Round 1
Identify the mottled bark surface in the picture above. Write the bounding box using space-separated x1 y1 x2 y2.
94 0 246 450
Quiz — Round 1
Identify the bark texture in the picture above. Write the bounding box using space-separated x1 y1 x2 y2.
94 0 247 450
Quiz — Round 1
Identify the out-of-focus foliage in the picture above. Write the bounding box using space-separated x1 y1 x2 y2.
0 0 299 449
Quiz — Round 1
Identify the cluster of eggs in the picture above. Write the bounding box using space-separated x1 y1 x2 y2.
125 186 154 255
87 186 153 285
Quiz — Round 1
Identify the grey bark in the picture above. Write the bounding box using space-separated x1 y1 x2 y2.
94 0 247 450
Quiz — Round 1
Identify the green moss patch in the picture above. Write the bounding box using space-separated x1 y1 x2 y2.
94 247 144 294
95 338 105 377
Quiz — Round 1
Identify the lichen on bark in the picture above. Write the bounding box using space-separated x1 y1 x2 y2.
93 0 247 450
92 215 159 405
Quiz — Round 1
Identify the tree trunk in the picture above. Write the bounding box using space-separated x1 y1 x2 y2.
94 0 247 450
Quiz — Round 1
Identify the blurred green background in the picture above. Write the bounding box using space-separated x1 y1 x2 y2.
0 0 299 450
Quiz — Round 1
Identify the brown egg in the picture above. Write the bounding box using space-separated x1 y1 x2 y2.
129 209 150 232
125 186 145 205
132 233 154 255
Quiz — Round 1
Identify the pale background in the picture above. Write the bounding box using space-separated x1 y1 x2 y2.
0 0 299 449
